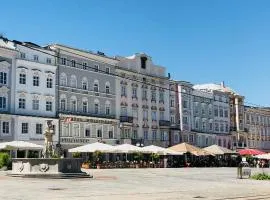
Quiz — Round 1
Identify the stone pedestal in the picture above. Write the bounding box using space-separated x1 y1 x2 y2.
10 158 91 178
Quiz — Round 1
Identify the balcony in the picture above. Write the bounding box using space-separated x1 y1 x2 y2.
120 116 133 123
159 120 171 127
59 110 116 119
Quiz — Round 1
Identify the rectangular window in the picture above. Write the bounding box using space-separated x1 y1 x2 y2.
97 129 102 138
159 92 164 102
0 97 6 109
61 57 66 65
19 98 26 109
0 72 7 84
19 74 26 84
142 89 147 100
202 121 206 131
83 102 88 113
121 86 126 96
160 111 164 120
33 76 39 86
73 124 80 137
105 67 110 74
83 62 87 70
224 110 228 118
143 130 148 140
120 107 127 116
46 101 52 111
215 123 219 132
71 60 76 67
36 124 42 134
46 58 52 64
47 78 53 88
152 131 157 140
151 111 157 121
32 99 39 110
170 99 175 107
171 115 175 124
141 57 147 69
94 103 99 114
21 123 28 134
161 131 165 141
109 130 113 139
2 122 9 134
94 64 99 72
106 86 110 94
132 88 137 98
132 108 138 118
106 106 110 115
33 55 39 61
20 52 25 59
143 110 148 120
209 122 213 130
132 130 137 139
219 108 224 117
71 100 76 111
85 129 90 137
60 99 66 110
214 107 219 117
183 116 188 125
151 91 156 101
183 100 188 108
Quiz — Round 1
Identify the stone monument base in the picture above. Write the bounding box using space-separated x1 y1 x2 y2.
9 158 92 179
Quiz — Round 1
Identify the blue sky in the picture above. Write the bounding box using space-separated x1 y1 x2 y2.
1 0 269 106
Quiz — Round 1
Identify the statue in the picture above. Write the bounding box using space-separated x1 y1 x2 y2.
42 120 54 158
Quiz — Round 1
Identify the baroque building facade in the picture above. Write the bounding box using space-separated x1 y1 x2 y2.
115 53 172 147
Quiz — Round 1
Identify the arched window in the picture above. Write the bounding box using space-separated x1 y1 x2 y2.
70 96 77 112
60 73 67 86
105 82 110 94
105 100 111 115
82 77 88 90
82 97 88 113
60 94 67 111
94 80 99 92
94 99 99 114
70 75 77 88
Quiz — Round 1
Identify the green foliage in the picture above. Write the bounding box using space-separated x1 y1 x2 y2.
251 173 270 180
51 153 60 159
150 153 160 163
72 152 81 158
93 151 103 164
0 152 10 168
134 152 144 161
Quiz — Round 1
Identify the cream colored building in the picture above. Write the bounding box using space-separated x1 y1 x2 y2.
244 106 270 151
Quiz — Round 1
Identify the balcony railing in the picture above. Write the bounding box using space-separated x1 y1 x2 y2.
159 120 171 127
120 116 133 123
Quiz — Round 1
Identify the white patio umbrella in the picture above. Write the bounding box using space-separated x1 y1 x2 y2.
113 144 143 153
68 142 115 153
255 153 270 160
0 141 43 150
203 145 235 155
141 145 183 155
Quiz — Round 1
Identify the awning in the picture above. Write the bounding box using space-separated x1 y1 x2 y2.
68 142 115 153
0 141 43 150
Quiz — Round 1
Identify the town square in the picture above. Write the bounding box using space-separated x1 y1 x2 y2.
1 0 270 199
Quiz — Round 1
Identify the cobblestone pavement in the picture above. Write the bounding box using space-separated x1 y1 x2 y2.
1 168 270 200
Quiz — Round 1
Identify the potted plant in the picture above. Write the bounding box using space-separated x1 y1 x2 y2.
134 152 144 168
93 151 103 169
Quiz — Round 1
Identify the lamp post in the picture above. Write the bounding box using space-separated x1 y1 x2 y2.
136 138 144 147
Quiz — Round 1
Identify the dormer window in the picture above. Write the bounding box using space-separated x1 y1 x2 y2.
34 55 39 61
141 57 147 69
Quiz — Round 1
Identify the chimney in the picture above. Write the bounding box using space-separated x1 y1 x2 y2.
221 81 225 88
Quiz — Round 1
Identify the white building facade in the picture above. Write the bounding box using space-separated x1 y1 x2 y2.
0 37 17 142
13 42 58 145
